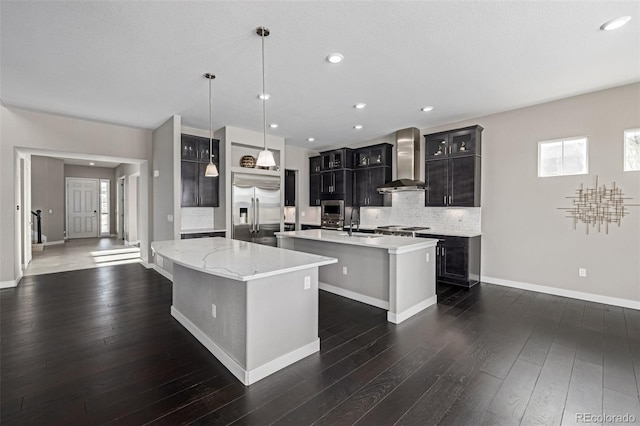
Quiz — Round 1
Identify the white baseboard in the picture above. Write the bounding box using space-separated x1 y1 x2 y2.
43 240 64 246
171 306 319 385
387 295 438 324
151 264 173 281
0 271 23 289
319 282 389 310
482 276 640 310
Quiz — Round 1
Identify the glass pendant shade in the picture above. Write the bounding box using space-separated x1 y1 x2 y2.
205 161 219 177
256 149 276 167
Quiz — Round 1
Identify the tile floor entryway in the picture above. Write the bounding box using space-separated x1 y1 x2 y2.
24 237 140 276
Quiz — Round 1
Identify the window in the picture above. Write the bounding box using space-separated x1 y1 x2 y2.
538 137 588 177
100 179 110 236
624 129 640 171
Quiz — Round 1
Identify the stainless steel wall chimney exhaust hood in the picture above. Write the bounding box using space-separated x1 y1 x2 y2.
377 127 425 193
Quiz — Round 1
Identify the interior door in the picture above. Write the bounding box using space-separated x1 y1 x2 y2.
66 178 99 239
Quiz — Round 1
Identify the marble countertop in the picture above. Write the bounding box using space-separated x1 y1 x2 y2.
275 230 438 254
152 238 337 282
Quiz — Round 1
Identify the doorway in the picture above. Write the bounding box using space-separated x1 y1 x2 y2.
66 177 99 239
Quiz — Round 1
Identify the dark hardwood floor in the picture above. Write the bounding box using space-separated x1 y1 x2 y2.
1 264 639 425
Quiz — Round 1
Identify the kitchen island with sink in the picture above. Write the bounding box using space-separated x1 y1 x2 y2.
151 237 337 385
276 229 439 324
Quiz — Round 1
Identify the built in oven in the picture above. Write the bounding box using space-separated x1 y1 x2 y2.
320 200 345 229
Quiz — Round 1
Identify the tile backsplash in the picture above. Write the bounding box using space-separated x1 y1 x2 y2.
181 207 214 230
360 192 481 232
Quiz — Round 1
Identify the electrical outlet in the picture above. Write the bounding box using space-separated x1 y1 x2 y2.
579 268 587 277
343 266 348 275
153 170 160 177
304 276 311 289
301 211 306 217
167 214 173 222
426 253 430 262
212 303 217 318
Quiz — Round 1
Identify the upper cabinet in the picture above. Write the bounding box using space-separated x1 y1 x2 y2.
309 156 322 206
354 143 393 168
309 156 322 174
321 148 354 171
424 125 482 207
181 134 220 207
284 169 296 207
425 125 482 160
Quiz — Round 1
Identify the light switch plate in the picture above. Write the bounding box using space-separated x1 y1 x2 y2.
304 276 311 289
154 170 160 177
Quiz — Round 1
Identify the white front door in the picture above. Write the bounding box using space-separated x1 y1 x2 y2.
66 178 99 239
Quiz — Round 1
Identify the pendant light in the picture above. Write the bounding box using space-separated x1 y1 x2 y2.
255 26 276 168
204 73 219 177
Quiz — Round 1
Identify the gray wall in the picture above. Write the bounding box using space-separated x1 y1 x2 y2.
423 83 640 302
284 145 321 224
152 116 180 242
64 164 117 235
30 156 65 242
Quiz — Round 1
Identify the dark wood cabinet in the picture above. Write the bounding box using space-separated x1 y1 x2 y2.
309 157 321 206
425 156 480 207
424 125 482 207
354 167 392 206
320 169 353 204
321 148 353 170
425 125 482 160
181 231 225 239
418 234 481 288
181 134 219 207
354 143 392 168
284 169 296 206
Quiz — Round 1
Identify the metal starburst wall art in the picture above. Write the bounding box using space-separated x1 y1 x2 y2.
559 175 638 234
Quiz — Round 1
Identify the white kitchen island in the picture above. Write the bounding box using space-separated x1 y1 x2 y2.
276 230 439 324
151 237 336 385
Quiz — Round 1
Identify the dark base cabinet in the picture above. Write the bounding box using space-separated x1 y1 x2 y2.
419 234 481 288
180 231 226 239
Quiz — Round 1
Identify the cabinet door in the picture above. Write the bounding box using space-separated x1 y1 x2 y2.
181 161 198 207
181 135 199 160
284 169 296 206
449 128 478 157
333 170 345 194
368 146 389 167
354 149 370 168
425 132 449 160
320 172 332 194
321 153 333 170
198 140 211 163
354 169 369 206
425 160 448 206
309 156 322 174
367 167 392 206
332 151 343 169
440 240 469 285
198 164 218 207
309 174 321 206
449 156 479 207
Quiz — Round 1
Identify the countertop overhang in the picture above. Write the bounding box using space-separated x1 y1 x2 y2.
152 237 337 281
276 230 438 254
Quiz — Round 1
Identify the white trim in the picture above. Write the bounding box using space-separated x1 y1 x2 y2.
319 282 389 310
152 264 173 281
171 306 319 386
387 295 437 324
482 276 640 311
43 240 65 246
0 271 23 289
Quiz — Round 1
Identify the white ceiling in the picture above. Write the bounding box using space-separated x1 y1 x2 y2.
1 1 638 150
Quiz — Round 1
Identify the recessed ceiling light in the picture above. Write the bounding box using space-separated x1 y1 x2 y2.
326 53 344 64
354 103 366 109
421 106 434 112
269 123 278 128
258 93 270 100
89 162 95 166
600 16 631 31
354 125 363 130
307 137 315 142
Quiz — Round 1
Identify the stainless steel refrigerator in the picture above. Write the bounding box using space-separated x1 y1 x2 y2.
232 173 281 246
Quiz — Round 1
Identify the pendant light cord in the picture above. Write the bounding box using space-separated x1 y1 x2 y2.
261 28 267 151
209 75 213 162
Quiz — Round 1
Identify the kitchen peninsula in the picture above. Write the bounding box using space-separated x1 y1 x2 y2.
151 237 336 385
276 230 439 324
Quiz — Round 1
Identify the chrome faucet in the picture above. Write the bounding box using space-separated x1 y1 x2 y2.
348 206 360 236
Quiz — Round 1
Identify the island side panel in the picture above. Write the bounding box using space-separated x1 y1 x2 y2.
282 238 389 307
388 246 437 321
245 268 319 370
172 263 248 368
